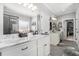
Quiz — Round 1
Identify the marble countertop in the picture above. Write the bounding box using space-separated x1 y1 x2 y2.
0 35 47 49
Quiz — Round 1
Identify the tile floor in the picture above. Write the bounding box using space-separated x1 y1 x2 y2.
50 40 78 56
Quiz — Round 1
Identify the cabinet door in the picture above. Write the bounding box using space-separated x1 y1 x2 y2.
43 36 50 56
38 36 45 56
38 46 44 56
21 40 37 56
40 13 50 33
38 36 50 56
1 40 37 56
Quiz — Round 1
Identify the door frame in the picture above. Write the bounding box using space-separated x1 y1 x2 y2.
63 18 76 41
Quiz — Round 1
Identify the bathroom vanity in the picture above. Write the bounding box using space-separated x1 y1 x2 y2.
0 35 50 56
0 4 50 56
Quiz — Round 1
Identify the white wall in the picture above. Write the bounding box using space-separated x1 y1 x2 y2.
40 11 50 33
31 11 50 33
75 7 79 47
57 13 75 22
57 12 76 40
76 8 79 19
0 4 3 35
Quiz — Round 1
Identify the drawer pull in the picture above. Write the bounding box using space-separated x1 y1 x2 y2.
21 47 28 50
44 44 47 46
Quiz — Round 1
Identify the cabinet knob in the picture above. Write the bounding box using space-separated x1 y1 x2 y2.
76 38 77 40
44 44 47 46
21 46 28 50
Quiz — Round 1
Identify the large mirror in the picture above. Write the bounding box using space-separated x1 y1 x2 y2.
3 6 32 35
3 14 19 34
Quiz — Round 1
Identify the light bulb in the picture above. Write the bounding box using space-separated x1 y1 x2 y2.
32 6 37 11
18 3 22 4
52 17 57 20
23 3 30 7
28 4 33 8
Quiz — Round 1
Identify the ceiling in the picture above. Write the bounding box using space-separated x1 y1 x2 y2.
34 3 79 17
4 3 37 17
4 3 79 17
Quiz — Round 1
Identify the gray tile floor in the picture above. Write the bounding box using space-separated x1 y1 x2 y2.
50 40 78 56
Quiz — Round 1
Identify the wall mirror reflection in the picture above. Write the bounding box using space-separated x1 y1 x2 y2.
3 14 19 34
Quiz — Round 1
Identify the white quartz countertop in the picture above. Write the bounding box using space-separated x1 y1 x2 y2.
0 35 47 49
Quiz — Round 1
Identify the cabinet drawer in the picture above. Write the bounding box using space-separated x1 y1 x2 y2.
1 40 37 56
20 40 37 56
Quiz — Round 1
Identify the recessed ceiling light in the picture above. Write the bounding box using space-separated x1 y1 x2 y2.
23 3 30 7
52 17 57 20
28 4 33 8
32 6 37 11
18 3 38 11
18 3 22 4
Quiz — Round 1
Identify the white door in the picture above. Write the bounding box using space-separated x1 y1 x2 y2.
75 19 79 47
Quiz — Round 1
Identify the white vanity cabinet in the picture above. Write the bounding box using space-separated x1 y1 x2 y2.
0 35 50 56
38 35 50 56
0 40 37 56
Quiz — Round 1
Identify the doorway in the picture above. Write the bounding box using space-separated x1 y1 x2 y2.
66 19 74 41
67 19 74 37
